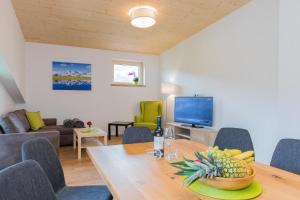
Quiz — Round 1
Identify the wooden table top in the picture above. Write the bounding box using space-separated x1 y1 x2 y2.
87 139 300 200
74 128 107 138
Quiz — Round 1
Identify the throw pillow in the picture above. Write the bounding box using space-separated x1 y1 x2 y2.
0 116 18 133
6 112 27 133
26 111 45 131
14 109 31 131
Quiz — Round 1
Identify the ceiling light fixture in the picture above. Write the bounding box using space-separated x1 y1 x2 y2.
128 6 157 28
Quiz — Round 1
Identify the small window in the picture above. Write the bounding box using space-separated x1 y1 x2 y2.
112 60 145 86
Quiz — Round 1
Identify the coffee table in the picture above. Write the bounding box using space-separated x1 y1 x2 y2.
73 128 107 160
108 121 134 140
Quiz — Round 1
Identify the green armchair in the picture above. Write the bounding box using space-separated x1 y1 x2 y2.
134 101 162 132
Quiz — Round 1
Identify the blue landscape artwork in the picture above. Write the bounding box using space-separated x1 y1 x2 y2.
52 61 92 91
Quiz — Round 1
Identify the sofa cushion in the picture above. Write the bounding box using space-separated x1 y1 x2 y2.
38 125 73 136
6 112 27 133
13 109 31 131
36 125 73 146
0 116 18 134
36 126 57 132
43 118 57 126
56 126 73 136
26 111 45 131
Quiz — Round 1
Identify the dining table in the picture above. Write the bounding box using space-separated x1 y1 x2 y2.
87 139 300 200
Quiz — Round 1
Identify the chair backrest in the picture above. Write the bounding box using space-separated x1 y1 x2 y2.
214 128 254 152
140 101 162 123
22 138 65 193
123 127 153 144
0 160 57 200
271 139 300 175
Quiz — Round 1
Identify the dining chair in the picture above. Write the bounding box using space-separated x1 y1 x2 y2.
0 160 57 200
22 138 113 200
214 128 254 152
271 139 300 175
123 126 153 144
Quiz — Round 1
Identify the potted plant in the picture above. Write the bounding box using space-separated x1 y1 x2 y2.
128 72 139 85
133 77 139 84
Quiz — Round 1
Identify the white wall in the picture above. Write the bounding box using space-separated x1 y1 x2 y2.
278 0 300 139
0 0 25 98
160 0 279 163
0 82 14 115
24 43 160 133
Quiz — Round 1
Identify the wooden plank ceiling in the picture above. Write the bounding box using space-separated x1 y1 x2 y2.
12 0 249 54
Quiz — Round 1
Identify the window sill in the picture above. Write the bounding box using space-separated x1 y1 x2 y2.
111 82 146 87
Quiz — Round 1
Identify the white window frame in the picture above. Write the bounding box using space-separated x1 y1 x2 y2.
111 60 145 87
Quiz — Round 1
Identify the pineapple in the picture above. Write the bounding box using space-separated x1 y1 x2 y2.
171 149 252 186
219 156 252 178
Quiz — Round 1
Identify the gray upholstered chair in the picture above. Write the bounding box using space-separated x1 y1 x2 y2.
0 160 57 200
123 126 153 144
22 138 113 200
214 128 254 152
271 139 300 175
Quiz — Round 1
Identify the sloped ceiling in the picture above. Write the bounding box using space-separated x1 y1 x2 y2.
12 0 249 54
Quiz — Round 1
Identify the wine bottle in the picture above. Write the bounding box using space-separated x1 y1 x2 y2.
154 116 164 158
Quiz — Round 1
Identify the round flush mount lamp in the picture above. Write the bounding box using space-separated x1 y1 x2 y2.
128 6 157 28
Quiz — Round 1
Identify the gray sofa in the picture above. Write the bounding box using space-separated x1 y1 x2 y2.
0 109 74 146
0 109 62 170
0 131 60 170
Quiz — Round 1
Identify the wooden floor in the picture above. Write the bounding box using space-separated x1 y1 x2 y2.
60 136 122 186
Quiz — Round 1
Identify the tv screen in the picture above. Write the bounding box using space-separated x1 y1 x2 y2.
174 97 213 127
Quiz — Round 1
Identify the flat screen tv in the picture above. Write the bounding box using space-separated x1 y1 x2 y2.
174 96 213 127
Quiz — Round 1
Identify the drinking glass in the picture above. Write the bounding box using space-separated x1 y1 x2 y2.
164 127 177 161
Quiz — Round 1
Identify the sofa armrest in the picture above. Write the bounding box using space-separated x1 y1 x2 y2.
27 131 60 153
43 118 57 126
134 115 143 123
0 131 60 170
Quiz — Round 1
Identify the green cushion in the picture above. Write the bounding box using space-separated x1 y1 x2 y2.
134 122 157 132
143 102 161 123
26 111 45 131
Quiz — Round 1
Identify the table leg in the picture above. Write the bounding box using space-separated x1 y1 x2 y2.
108 124 111 140
78 136 81 160
104 135 107 146
116 125 118 137
73 131 76 149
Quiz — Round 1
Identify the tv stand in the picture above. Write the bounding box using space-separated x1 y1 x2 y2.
168 122 217 146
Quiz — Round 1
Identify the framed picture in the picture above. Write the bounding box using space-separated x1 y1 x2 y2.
52 61 91 91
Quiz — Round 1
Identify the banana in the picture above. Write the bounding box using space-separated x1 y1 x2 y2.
227 149 242 156
245 157 255 163
233 151 254 160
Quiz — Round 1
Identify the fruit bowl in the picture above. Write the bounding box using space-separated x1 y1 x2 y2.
201 167 256 190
